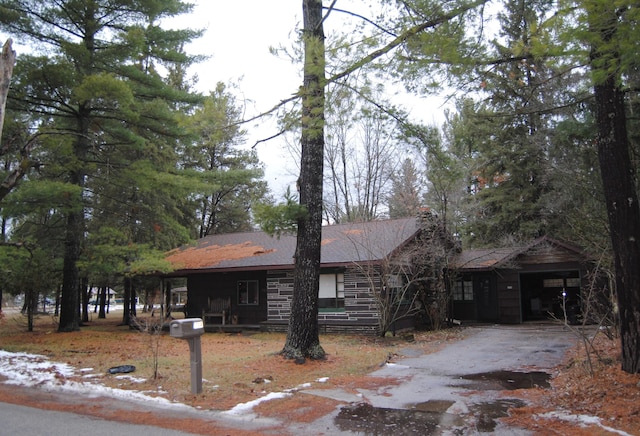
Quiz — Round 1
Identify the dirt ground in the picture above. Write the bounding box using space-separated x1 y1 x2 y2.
0 310 639 435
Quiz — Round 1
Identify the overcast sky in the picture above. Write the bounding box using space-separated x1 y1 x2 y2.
171 0 304 195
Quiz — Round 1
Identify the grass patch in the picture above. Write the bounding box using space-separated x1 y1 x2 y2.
0 310 464 410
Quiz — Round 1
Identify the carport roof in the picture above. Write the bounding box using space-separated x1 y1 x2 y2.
452 247 519 271
451 236 589 272
165 217 420 275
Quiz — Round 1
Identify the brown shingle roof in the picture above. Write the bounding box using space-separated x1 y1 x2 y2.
450 236 589 271
165 218 420 275
450 247 521 271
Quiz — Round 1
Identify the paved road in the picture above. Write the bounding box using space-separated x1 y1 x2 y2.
0 402 193 436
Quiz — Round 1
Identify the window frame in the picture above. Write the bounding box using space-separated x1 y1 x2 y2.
237 280 259 306
318 272 345 311
453 279 474 301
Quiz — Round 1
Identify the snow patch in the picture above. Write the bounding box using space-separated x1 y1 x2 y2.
115 374 146 383
538 411 633 436
224 392 292 415
385 362 410 369
0 350 181 408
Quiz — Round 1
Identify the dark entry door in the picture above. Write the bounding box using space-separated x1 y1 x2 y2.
475 275 498 322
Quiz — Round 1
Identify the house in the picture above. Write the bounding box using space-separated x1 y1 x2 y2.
449 236 607 324
163 217 428 334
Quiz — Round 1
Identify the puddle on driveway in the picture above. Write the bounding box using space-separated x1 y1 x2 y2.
334 371 548 433
335 402 464 435
469 399 526 432
460 370 551 390
411 399 455 413
335 399 527 434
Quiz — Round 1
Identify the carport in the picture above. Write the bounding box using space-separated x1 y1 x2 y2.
519 270 581 322
451 237 603 324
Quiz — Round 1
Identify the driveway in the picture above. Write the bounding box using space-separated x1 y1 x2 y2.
0 323 579 435
300 323 579 434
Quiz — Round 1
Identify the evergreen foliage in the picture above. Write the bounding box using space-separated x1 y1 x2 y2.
0 0 266 332
180 83 269 237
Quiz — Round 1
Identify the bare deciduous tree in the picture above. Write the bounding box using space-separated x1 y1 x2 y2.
349 211 457 336
324 90 400 224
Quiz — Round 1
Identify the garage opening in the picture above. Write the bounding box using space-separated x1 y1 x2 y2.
520 271 580 322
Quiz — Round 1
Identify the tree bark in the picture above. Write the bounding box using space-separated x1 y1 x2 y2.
282 0 326 362
591 4 640 373
98 286 107 319
58 207 83 331
81 278 89 324
0 39 16 146
594 79 640 373
0 38 24 204
58 111 89 332
122 276 132 326
164 280 172 319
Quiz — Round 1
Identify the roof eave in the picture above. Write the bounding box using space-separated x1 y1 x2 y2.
162 260 382 277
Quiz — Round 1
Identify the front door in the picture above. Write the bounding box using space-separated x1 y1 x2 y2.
475 275 498 322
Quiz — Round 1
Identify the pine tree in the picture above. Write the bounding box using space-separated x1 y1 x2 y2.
462 0 557 244
583 0 640 373
180 83 269 237
388 158 422 218
281 0 326 362
0 0 202 332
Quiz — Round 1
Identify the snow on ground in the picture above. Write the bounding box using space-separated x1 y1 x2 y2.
537 412 634 436
0 349 315 416
2 327 632 434
223 392 292 416
0 350 183 407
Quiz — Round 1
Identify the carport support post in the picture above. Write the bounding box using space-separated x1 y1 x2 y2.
187 336 202 394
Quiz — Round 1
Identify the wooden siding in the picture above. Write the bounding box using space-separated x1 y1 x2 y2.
266 267 382 332
518 240 583 265
496 270 522 324
186 271 268 324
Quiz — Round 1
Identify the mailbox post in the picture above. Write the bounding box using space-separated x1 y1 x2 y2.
169 318 205 394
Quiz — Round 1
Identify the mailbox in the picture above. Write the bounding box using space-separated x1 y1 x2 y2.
169 318 205 394
170 318 204 339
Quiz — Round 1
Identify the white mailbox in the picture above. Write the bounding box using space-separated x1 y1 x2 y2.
170 318 204 339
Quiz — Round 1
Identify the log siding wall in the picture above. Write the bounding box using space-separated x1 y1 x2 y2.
266 267 381 333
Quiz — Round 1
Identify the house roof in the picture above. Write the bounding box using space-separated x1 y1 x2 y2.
451 247 519 271
451 236 589 272
165 217 421 275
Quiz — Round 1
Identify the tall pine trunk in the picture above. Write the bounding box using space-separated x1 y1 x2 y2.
58 110 89 332
281 0 326 362
98 286 107 319
590 2 640 373
122 276 133 326
58 198 83 331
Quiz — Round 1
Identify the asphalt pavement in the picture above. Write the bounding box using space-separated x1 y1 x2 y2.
0 401 195 436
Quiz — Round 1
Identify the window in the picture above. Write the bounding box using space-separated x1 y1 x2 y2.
453 280 473 301
543 278 563 288
238 280 259 305
543 277 580 288
385 274 408 304
566 278 580 287
319 273 345 310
